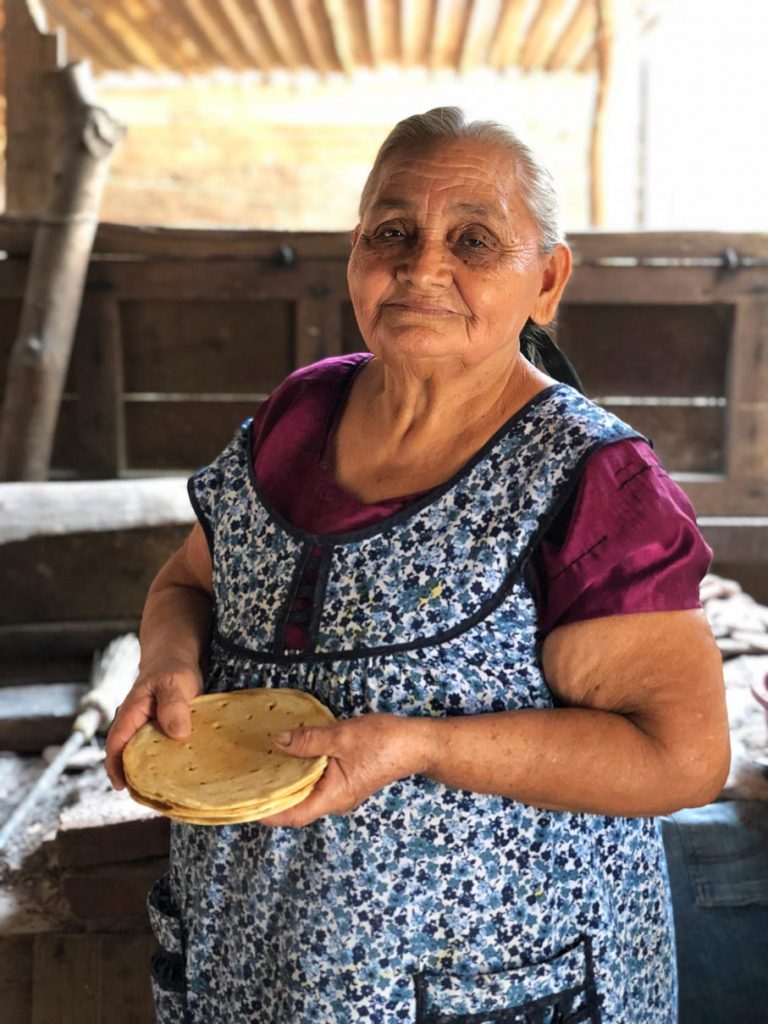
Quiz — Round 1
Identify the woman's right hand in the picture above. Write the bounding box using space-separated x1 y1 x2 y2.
105 658 203 789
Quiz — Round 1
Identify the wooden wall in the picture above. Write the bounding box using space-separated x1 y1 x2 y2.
1 221 767 678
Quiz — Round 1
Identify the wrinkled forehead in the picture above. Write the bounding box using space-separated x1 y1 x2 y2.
361 139 527 222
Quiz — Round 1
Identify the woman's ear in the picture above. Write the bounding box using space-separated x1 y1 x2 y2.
530 243 572 325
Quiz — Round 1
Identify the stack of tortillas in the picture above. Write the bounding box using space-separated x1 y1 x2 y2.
124 688 335 824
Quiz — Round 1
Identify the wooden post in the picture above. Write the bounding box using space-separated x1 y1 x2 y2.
3 0 65 216
589 0 614 227
0 58 125 480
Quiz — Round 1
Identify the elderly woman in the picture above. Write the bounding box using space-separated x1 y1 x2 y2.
107 107 729 1023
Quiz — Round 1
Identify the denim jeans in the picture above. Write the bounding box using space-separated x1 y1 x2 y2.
661 801 768 1024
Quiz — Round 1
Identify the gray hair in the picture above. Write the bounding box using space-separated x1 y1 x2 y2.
359 106 563 253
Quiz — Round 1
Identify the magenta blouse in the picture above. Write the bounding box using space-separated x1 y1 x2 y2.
251 355 711 649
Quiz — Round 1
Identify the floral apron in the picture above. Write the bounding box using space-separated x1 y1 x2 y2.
148 383 677 1023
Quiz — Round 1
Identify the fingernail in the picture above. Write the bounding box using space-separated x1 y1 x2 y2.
275 731 292 745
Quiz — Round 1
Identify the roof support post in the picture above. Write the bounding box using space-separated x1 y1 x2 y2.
0 21 124 480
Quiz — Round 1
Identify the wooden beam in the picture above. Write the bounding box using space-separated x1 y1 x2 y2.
588 0 613 226
92 3 168 70
400 0 435 66
4 0 65 216
545 0 595 70
73 288 126 478
44 0 133 71
290 0 342 73
459 0 503 73
518 0 571 71
488 0 530 69
217 0 277 69
51 0 141 69
429 0 468 70
179 0 250 68
117 0 209 72
252 0 308 70
0 63 125 481
726 301 768 483
363 0 401 66
322 0 358 73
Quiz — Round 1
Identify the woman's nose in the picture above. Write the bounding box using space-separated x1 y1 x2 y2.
395 238 452 289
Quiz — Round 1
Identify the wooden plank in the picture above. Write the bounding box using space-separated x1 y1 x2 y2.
4 1 64 215
459 0 502 73
726 300 768 480
84 260 349 302
428 0 470 69
43 0 133 70
0 936 34 1024
556 302 732 397
488 0 529 68
120 298 293 392
60 859 167 927
0 682 86 753
1 219 767 264
124 401 260 471
32 935 101 1024
56 789 170 868
0 620 143 688
364 0 400 65
179 0 249 69
97 934 156 1024
519 0 571 71
253 0 309 69
603 403 725 474
563 265 768 305
569 232 768 263
0 478 193 545
95 3 168 71
73 289 125 478
545 0 595 70
673 478 768 518
294 295 343 367
217 0 274 69
0 527 187 626
341 300 366 353
697 518 768 563
291 0 342 72
400 0 435 65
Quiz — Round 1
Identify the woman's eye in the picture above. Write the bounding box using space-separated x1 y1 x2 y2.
376 227 406 240
459 233 490 250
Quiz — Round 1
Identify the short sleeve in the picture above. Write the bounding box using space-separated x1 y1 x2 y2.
529 438 713 635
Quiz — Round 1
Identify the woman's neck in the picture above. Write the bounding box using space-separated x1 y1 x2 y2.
334 350 554 503
366 350 551 449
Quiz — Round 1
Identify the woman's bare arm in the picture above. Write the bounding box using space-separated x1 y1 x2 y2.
263 609 730 826
105 522 214 788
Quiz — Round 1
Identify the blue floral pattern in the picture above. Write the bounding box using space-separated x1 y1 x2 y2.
150 379 677 1023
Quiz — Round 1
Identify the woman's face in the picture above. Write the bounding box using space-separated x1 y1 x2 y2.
347 139 570 372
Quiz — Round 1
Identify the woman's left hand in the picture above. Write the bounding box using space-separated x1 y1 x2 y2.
258 713 431 828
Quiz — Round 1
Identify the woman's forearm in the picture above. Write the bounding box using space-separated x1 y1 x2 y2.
415 704 726 817
138 577 213 673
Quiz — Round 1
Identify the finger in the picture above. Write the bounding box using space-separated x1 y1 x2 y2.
105 692 154 789
154 685 193 740
273 723 339 759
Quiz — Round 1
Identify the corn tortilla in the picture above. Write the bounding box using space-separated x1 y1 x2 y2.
124 688 334 815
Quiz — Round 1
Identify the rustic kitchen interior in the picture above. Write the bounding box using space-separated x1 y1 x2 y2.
0 1 767 1021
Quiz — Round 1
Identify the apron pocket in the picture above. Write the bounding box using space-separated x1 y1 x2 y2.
414 936 601 1024
148 872 184 956
147 872 189 1019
